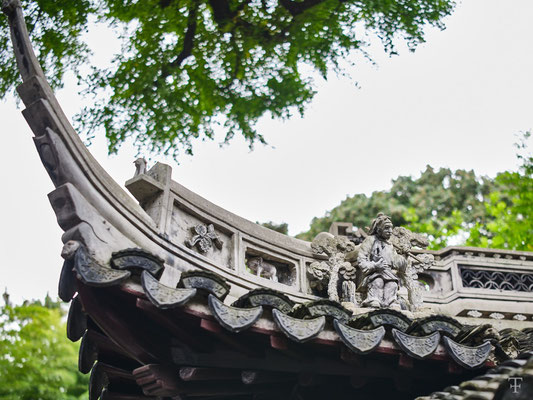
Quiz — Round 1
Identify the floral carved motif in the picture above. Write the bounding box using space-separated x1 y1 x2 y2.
185 224 223 253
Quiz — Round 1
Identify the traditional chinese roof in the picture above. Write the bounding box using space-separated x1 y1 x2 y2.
3 1 533 398
60 245 533 399
416 351 533 400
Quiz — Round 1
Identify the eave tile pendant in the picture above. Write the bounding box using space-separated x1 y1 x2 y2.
141 271 196 309
208 294 263 332
442 336 492 369
392 329 440 359
334 321 385 354
272 309 325 343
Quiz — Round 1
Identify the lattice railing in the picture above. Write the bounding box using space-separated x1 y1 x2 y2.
459 266 533 292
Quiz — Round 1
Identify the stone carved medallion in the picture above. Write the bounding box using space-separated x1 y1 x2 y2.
272 309 326 343
334 321 385 354
208 294 263 333
442 336 492 369
392 329 440 359
74 247 131 287
185 224 223 253
141 271 196 309
180 271 230 299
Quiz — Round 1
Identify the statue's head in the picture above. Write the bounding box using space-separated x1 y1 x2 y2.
369 213 393 241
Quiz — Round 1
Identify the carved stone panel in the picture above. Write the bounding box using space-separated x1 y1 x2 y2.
244 249 297 287
392 329 440 359
74 247 131 287
443 336 492 369
141 271 196 309
272 309 325 343
334 321 385 354
170 203 233 268
186 224 223 253
208 294 263 333
460 266 533 292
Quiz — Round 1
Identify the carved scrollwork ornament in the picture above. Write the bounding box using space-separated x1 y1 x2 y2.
185 224 223 253
308 232 357 302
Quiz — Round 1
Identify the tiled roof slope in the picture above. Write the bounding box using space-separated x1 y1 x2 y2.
61 245 533 399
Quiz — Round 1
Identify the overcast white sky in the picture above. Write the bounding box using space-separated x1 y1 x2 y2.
1 0 532 304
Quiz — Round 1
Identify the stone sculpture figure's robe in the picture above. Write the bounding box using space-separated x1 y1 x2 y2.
357 235 406 290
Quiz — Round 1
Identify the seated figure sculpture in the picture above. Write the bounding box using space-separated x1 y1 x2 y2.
357 213 406 309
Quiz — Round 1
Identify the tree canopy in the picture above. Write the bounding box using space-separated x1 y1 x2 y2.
0 294 88 400
297 133 532 251
1 0 455 157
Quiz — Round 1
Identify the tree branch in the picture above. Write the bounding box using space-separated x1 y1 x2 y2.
279 0 326 16
159 1 199 81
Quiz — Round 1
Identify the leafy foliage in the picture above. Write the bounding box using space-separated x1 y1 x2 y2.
0 1 94 94
258 220 289 235
1 0 455 156
297 166 496 249
0 294 88 400
466 132 533 251
298 134 532 251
